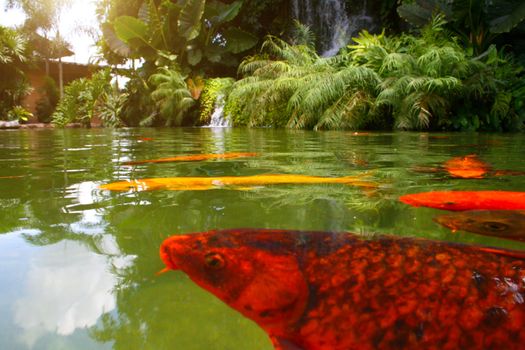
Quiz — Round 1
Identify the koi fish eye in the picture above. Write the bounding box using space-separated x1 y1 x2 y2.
482 221 509 232
204 252 225 269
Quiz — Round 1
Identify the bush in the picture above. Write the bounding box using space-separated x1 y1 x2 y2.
7 105 32 122
52 69 112 127
35 76 59 123
226 16 525 131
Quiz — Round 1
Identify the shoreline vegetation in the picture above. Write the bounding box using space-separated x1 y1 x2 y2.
1 0 525 132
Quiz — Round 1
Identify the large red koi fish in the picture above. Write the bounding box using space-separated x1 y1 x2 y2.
160 228 525 350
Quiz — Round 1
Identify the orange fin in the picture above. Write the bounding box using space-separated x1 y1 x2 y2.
477 246 525 260
156 267 171 276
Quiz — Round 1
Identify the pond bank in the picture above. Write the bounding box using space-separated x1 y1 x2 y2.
0 121 84 129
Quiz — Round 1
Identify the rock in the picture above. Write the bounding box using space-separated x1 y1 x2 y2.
0 120 20 129
19 123 54 129
65 123 82 128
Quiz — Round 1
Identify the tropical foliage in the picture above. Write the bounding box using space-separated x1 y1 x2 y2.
0 26 31 119
100 0 258 76
397 0 525 53
52 69 113 127
6 105 33 122
146 67 195 126
219 17 524 131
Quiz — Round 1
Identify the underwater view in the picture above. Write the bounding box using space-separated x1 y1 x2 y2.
1 127 525 349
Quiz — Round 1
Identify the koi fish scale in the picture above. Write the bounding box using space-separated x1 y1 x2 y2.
160 229 525 350
298 238 525 349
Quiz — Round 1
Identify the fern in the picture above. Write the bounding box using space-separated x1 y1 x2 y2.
149 67 194 126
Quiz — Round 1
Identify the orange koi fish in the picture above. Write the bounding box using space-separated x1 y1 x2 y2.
123 152 258 165
99 174 378 192
413 155 525 179
160 228 525 350
400 191 525 211
443 154 491 179
434 210 525 241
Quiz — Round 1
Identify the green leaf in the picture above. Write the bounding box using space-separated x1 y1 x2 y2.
489 2 525 33
223 27 258 54
206 1 243 25
138 0 168 49
101 23 132 57
397 3 433 27
178 0 205 40
114 16 149 46
397 0 451 27
187 48 203 66
205 47 223 62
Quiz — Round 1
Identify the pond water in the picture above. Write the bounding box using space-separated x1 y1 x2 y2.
1 128 525 350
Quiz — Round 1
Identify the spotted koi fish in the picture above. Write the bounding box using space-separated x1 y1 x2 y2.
160 228 525 350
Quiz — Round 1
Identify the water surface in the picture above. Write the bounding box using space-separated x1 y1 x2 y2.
1 128 525 349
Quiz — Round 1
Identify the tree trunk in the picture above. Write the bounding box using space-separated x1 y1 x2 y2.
58 57 64 98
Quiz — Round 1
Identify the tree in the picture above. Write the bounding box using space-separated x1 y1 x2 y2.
397 0 525 54
0 26 31 119
7 0 74 96
100 0 258 76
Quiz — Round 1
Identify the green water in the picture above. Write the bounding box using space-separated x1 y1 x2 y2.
1 128 525 350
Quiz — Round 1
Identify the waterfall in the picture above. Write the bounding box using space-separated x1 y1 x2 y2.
291 0 374 57
205 94 231 127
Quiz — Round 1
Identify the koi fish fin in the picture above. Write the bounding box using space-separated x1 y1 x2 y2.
270 336 305 350
155 267 171 276
230 186 259 191
477 246 525 260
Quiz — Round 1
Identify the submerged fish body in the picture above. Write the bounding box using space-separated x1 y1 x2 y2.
434 210 525 241
160 229 525 350
400 191 525 211
443 154 490 179
123 152 258 165
412 154 525 179
99 174 378 192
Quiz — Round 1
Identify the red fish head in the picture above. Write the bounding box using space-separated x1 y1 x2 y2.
160 229 309 334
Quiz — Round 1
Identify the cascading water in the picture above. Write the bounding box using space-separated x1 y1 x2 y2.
205 94 231 127
291 0 374 57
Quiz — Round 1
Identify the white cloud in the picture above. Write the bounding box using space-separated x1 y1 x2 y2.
13 239 133 348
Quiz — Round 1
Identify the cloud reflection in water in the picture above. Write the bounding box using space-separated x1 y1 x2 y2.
13 239 134 348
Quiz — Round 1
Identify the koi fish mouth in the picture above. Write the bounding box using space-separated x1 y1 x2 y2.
159 243 179 271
